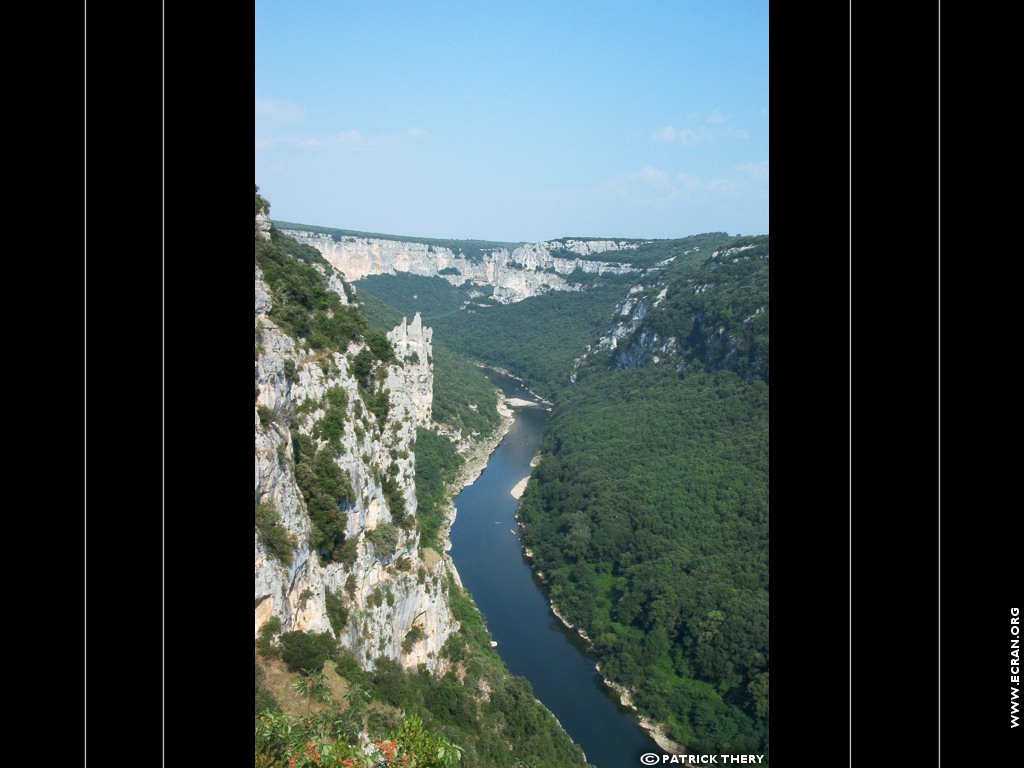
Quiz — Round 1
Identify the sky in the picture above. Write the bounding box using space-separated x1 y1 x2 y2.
256 0 768 243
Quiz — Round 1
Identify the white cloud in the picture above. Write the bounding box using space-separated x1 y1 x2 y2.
706 108 729 125
736 161 769 181
336 129 364 144
638 166 674 190
335 130 383 152
676 172 701 188
255 98 307 128
654 126 678 142
652 125 708 146
678 128 709 146
652 110 752 147
607 166 681 204
707 178 739 193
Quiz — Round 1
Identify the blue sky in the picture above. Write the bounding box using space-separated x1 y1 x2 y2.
256 0 768 242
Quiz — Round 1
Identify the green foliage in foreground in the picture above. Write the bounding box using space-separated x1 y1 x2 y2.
256 618 590 767
412 427 464 551
256 707 464 767
519 366 769 756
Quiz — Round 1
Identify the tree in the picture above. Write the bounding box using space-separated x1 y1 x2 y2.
293 668 331 715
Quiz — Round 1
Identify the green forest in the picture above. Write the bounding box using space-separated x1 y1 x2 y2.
519 367 768 755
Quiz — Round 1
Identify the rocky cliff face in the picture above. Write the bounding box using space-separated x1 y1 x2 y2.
281 230 642 303
255 266 458 673
256 210 273 240
571 240 769 381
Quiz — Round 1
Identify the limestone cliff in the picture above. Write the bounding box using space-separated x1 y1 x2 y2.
571 239 769 381
256 210 273 240
281 230 642 303
255 263 458 673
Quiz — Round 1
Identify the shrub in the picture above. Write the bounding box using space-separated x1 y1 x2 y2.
292 434 355 562
365 388 391 426
368 587 385 608
279 631 338 674
336 537 359 568
282 358 298 383
325 386 348 410
366 523 399 559
402 625 425 653
325 588 348 635
256 616 282 659
257 405 276 429
255 501 294 565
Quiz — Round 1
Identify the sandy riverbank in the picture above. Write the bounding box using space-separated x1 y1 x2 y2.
473 363 554 406
510 476 530 499
505 397 540 408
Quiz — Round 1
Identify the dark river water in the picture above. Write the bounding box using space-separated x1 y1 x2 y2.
448 369 662 768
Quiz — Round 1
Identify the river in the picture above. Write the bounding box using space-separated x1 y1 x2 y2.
448 369 663 768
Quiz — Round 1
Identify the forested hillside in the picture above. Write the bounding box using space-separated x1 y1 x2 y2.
519 368 768 755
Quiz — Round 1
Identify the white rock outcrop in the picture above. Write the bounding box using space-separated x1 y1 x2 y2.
256 210 272 240
255 264 456 673
281 231 642 303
